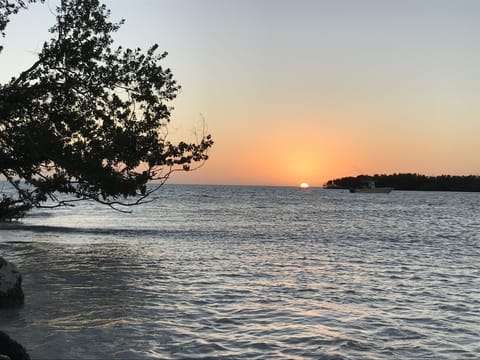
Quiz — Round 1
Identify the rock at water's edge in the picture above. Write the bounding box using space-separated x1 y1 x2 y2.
0 331 31 360
0 257 24 307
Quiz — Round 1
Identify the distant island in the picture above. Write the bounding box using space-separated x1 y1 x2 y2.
324 173 480 192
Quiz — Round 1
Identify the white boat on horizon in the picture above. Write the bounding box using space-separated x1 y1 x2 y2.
349 181 393 194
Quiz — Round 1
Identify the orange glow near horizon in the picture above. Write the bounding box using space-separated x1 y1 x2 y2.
168 124 361 186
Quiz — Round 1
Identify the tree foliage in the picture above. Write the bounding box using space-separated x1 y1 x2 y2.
0 0 213 220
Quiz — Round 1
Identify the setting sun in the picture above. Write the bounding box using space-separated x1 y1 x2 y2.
299 182 310 189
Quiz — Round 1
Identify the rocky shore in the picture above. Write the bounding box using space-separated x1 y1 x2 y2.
0 258 24 307
0 257 31 360
0 332 30 360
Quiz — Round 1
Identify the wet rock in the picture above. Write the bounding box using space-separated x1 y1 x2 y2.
0 257 24 307
0 331 30 360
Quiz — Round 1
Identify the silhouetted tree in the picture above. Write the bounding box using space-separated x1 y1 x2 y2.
0 0 213 220
325 173 480 192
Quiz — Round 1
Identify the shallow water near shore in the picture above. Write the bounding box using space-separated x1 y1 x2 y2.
1 185 480 359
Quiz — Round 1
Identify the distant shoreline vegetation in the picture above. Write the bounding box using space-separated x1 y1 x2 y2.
324 174 480 192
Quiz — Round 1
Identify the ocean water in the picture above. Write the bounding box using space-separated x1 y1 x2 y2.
0 185 479 359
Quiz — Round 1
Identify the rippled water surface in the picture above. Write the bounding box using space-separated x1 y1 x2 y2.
1 185 480 359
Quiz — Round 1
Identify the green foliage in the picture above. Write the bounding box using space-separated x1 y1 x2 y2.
325 173 480 192
0 0 213 219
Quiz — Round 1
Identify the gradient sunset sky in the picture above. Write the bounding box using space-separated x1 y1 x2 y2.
1 0 479 186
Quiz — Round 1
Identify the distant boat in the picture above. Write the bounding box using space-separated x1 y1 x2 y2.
349 181 393 194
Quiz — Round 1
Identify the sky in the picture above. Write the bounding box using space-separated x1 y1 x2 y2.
1 0 479 186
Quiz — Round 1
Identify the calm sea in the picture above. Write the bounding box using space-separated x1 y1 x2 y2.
0 185 479 359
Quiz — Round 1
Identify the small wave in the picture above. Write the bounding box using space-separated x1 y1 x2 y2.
0 223 159 237
25 211 56 218
374 326 425 340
